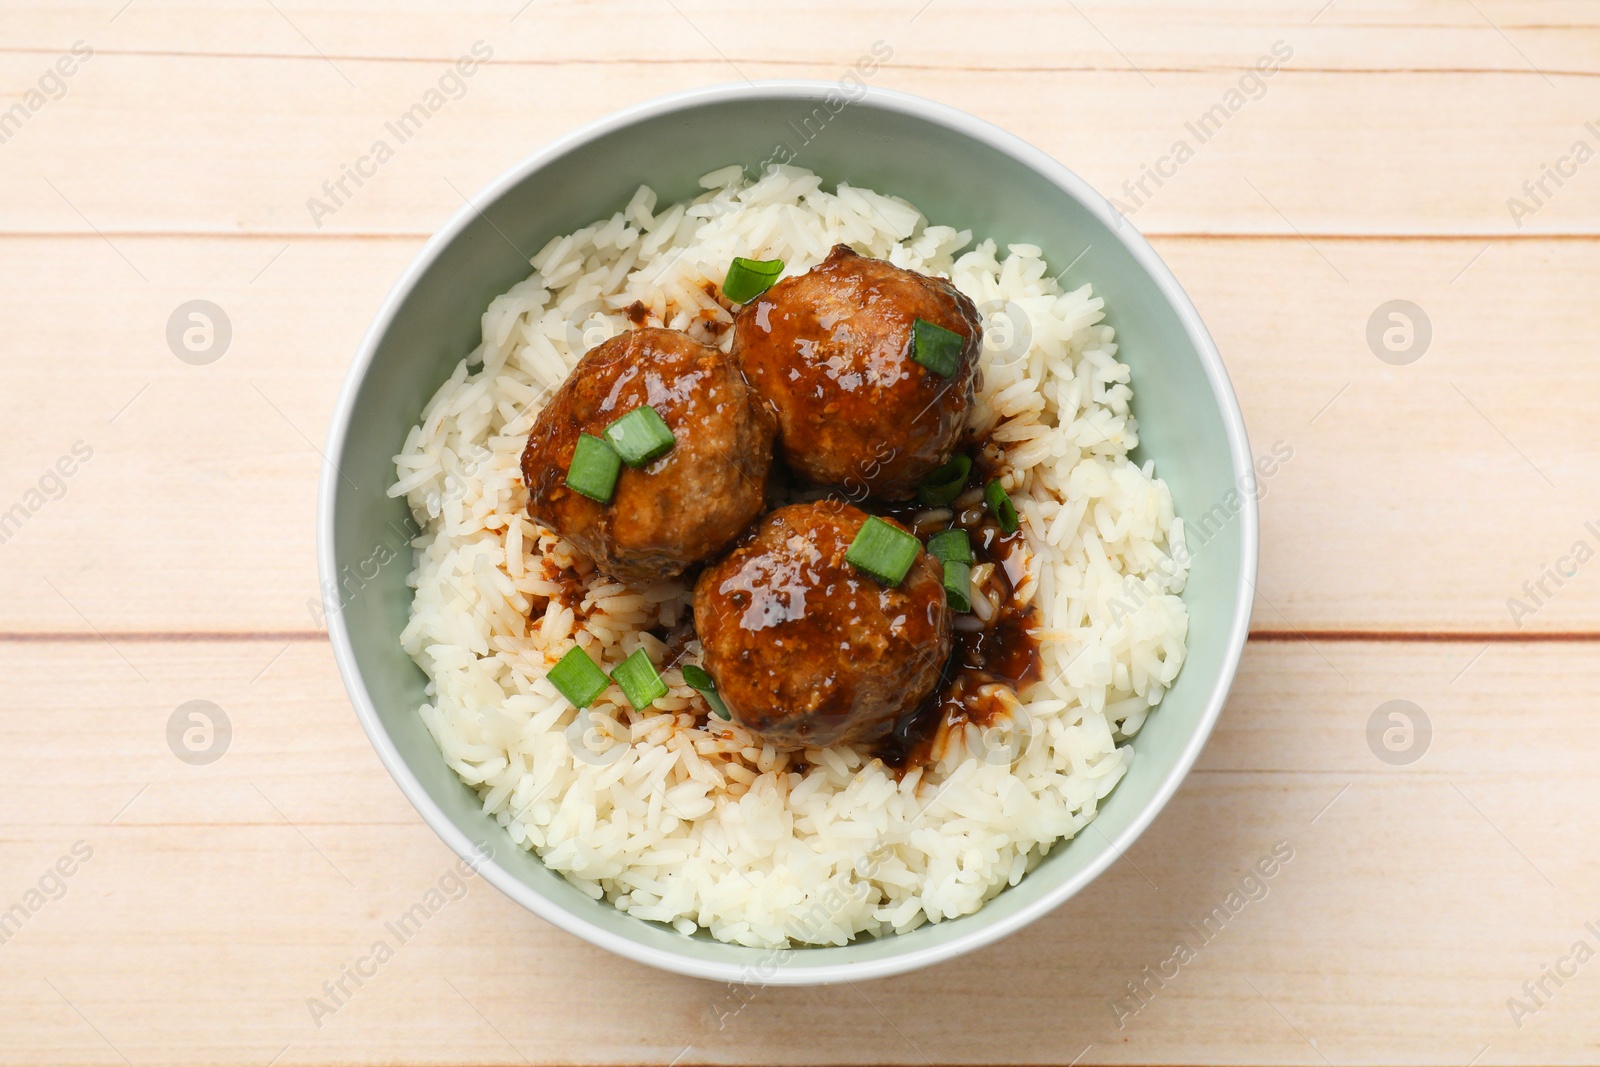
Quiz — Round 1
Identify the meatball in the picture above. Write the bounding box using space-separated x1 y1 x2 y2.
731 245 983 500
693 501 952 750
520 327 774 584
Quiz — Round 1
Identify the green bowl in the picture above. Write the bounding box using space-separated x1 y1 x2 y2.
319 82 1256 984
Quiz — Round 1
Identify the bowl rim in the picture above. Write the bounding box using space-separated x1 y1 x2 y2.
318 79 1258 985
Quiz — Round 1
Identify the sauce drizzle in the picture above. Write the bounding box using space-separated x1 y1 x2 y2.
865 502 1040 773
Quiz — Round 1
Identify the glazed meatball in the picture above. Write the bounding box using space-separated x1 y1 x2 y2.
731 245 983 500
693 501 952 750
520 327 774 584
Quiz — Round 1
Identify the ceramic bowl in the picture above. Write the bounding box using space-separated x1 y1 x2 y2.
319 81 1256 984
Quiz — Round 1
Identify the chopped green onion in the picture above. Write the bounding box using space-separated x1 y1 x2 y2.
610 648 668 711
916 454 971 506
943 559 973 613
548 645 610 708
681 663 732 721
565 433 621 503
926 529 973 564
985 478 1020 534
721 257 785 303
845 516 922 586
603 405 676 466
910 317 964 378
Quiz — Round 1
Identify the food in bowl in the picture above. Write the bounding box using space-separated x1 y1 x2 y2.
388 164 1190 948
733 243 983 498
694 500 952 751
518 325 774 583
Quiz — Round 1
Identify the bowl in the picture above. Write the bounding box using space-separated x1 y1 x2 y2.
319 81 1256 984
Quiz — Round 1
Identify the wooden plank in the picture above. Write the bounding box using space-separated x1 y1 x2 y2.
6 0 1600 74
0 235 420 638
1158 235 1600 635
1 234 1595 635
1 637 1595 1064
0 50 1597 239
3 6 1593 1067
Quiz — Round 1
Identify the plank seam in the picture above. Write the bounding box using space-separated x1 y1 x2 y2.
1 46 1598 77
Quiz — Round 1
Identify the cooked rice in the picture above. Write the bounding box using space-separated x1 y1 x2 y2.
389 165 1189 948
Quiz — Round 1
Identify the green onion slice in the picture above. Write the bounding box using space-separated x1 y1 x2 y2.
845 516 922 586
721 257 785 304
985 478 1020 534
916 454 971 506
926 529 973 564
603 405 676 467
943 559 973 613
681 663 732 721
548 645 610 708
565 433 621 503
610 648 668 711
910 317 964 378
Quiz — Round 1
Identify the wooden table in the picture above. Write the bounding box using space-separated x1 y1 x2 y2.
3 2 1597 1063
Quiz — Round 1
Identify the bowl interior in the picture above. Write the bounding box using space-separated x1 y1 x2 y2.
325 85 1251 982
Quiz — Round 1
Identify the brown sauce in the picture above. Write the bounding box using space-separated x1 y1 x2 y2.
961 526 1040 687
697 308 732 339
531 558 590 621
526 436 1040 774
859 448 1040 772
737 446 1041 771
871 510 1040 772
649 617 699 669
701 279 734 313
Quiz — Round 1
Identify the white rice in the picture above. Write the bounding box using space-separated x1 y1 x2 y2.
388 165 1189 948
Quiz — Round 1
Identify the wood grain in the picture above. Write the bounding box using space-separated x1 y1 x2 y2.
7 0 1600 73
0 52 1597 239
0 235 1595 634
2 638 1595 1066
1 2 1595 1063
